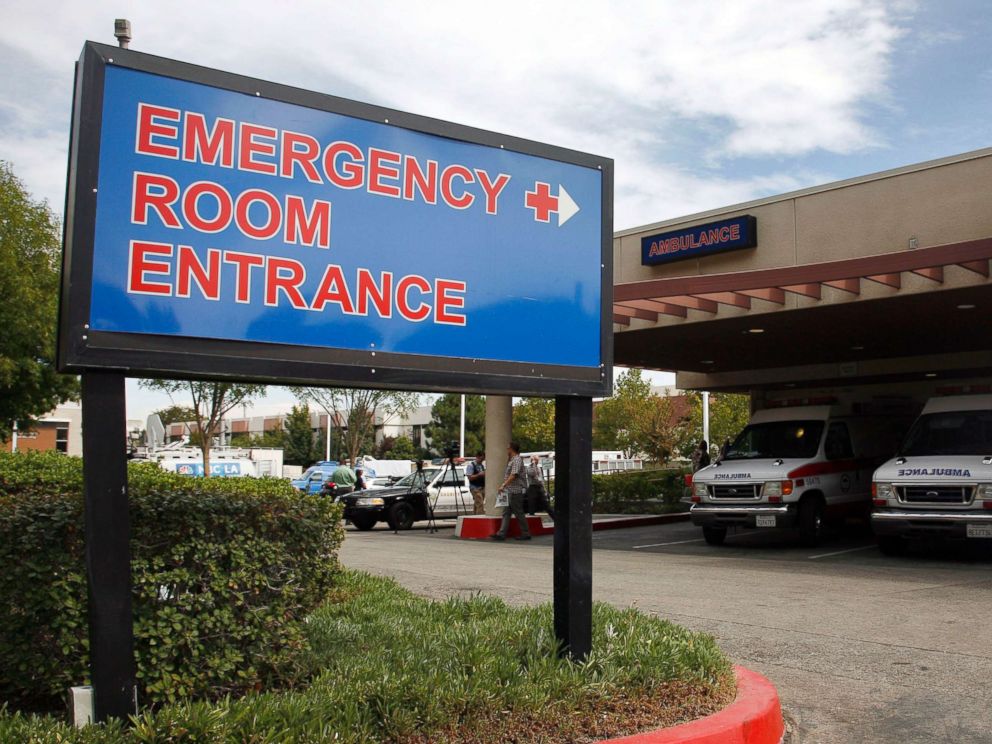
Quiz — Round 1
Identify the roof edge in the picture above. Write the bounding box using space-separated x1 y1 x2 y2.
615 146 992 239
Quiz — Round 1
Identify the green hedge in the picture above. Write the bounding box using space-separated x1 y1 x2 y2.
588 468 688 514
0 571 734 743
0 451 343 710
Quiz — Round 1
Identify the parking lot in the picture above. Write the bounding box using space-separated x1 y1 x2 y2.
340 516 992 743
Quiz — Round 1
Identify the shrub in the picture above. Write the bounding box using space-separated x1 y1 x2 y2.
0 571 734 743
589 468 688 514
0 451 343 709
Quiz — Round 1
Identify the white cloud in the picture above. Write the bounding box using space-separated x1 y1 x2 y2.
0 0 911 217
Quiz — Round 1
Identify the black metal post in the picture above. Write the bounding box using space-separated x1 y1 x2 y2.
81 371 137 721
553 395 593 660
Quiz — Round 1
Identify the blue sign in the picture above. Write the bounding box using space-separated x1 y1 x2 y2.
84 64 604 370
641 215 756 266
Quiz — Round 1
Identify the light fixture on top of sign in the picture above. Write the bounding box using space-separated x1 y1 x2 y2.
747 328 764 334
957 304 976 310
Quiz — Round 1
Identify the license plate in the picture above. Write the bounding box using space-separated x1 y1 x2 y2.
756 515 776 527
966 523 992 538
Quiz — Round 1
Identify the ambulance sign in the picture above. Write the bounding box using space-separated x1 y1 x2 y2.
58 43 613 396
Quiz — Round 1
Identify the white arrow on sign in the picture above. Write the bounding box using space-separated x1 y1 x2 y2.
557 185 580 227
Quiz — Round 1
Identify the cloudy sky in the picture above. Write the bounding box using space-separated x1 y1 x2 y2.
2 0 989 420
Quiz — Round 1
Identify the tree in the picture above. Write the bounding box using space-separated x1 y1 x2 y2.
282 404 321 467
152 405 196 428
593 368 654 457
138 380 265 476
289 387 420 465
425 394 484 456
638 395 688 464
709 393 751 452
0 162 79 440
512 398 555 452
673 392 751 459
383 435 416 460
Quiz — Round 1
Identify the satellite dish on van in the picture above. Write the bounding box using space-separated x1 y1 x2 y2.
146 414 166 448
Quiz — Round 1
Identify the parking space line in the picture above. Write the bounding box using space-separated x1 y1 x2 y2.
808 545 877 560
633 538 705 549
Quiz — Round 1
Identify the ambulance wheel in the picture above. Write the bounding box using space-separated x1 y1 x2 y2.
387 501 416 531
350 514 377 531
877 535 907 556
702 526 727 546
799 497 824 547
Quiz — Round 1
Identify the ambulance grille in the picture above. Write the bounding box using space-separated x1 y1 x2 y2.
710 484 761 499
898 485 972 505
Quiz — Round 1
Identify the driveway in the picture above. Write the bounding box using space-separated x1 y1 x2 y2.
339 519 992 743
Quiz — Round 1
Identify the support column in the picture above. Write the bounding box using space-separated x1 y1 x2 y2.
484 395 512 515
81 372 137 721
553 395 592 661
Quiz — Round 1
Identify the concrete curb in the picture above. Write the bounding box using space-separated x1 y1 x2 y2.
600 666 785 744
456 512 691 539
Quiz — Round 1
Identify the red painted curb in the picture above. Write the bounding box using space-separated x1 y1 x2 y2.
456 515 553 538
600 666 784 744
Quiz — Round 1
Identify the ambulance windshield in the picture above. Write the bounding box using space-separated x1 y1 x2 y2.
723 420 825 460
900 410 992 456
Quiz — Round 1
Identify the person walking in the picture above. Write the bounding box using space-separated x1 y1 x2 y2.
491 441 530 541
466 451 486 515
331 461 357 495
524 454 555 521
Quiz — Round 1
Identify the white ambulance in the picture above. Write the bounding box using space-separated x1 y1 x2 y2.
690 402 902 546
871 393 992 554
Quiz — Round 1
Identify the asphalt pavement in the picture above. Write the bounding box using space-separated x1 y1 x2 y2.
339 517 992 743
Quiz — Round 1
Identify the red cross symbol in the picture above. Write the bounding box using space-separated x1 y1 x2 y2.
525 181 558 223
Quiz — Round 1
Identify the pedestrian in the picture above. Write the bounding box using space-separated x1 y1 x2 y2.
466 451 486 515
331 461 357 495
691 440 711 472
525 454 555 521
354 467 367 491
490 441 530 541
719 437 732 461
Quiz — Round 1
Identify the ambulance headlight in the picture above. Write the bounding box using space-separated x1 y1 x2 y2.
763 480 793 497
976 483 992 500
693 482 709 498
873 482 894 500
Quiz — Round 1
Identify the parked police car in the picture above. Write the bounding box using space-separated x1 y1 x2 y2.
691 403 903 546
871 394 992 554
339 465 471 530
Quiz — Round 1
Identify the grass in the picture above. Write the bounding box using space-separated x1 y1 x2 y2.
0 571 735 743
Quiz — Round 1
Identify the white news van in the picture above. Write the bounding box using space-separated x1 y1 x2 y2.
690 403 902 546
871 394 992 554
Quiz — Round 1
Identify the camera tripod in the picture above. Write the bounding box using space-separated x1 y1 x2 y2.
426 447 471 534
